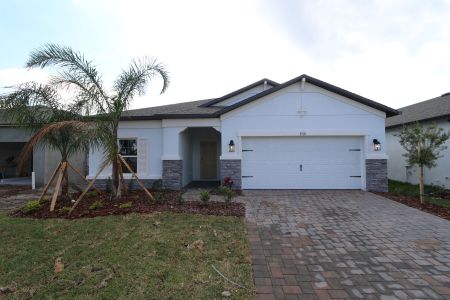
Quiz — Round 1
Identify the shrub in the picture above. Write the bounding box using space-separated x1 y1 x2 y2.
151 179 163 190
39 196 49 204
89 200 103 210
58 206 71 214
200 191 210 205
176 194 184 205
223 177 234 188
119 201 133 209
23 200 42 213
218 185 236 204
154 192 165 204
85 190 98 197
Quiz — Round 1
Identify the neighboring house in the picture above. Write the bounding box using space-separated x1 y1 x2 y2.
88 74 398 191
0 111 86 187
386 93 450 189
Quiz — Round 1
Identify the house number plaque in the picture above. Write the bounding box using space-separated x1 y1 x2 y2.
299 132 307 136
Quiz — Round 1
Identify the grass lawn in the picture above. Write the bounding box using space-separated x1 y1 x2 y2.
389 179 450 208
0 212 254 299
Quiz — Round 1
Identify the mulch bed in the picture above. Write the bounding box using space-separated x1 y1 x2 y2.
375 192 450 221
0 185 32 199
10 190 245 219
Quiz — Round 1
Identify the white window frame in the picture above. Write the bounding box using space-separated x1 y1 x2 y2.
118 138 138 174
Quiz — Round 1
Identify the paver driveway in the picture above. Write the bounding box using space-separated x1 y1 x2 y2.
244 190 450 299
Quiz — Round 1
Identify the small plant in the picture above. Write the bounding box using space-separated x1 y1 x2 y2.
223 177 233 188
23 200 42 213
58 206 71 214
176 194 184 205
89 200 103 210
85 190 98 197
154 192 165 204
119 201 133 209
200 191 210 205
151 179 163 190
39 196 49 204
218 185 236 204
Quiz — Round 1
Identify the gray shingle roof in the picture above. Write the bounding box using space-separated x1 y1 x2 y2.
386 93 450 128
120 99 221 120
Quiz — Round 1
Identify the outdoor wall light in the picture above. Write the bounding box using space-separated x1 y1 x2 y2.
228 140 235 152
373 139 381 151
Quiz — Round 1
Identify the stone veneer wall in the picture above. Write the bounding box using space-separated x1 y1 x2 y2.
366 159 388 192
93 179 160 190
162 160 183 190
220 159 242 190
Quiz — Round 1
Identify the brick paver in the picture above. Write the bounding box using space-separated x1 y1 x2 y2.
244 190 450 299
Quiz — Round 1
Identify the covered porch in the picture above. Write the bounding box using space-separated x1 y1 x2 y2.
180 127 221 187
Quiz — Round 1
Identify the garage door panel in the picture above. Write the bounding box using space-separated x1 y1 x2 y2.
242 136 362 189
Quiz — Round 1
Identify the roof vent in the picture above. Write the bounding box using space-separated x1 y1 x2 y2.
441 92 450 97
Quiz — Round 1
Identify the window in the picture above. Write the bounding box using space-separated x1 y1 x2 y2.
119 139 137 173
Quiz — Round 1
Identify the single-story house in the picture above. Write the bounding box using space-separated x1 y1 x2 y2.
0 110 86 187
386 93 450 189
88 74 398 191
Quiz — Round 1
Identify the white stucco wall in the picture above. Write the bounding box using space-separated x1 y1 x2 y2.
88 120 163 179
88 81 388 187
387 119 450 188
220 82 387 160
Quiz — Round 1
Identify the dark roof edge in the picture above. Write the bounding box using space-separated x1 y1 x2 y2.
199 78 279 107
215 74 399 117
386 114 450 129
120 113 218 121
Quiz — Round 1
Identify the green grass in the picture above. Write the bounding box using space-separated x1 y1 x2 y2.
389 179 450 208
0 213 254 299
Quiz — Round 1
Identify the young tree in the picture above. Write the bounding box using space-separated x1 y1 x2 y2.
396 123 450 204
0 83 94 197
25 44 169 199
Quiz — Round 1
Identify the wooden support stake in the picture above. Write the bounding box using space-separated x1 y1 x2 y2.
38 161 62 203
69 163 108 214
118 154 154 201
117 156 128 195
50 162 67 212
67 162 102 194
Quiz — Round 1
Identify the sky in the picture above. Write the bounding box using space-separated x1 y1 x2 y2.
0 0 449 110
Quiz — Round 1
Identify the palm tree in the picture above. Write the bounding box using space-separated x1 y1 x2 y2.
0 83 94 197
26 44 169 198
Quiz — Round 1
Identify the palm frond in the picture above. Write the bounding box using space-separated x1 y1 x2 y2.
26 43 108 114
0 82 63 127
113 57 170 110
16 120 99 171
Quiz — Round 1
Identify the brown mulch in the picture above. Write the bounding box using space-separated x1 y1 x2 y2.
10 190 245 219
375 192 450 221
0 185 33 199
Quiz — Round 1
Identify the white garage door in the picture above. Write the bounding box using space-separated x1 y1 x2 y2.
241 136 363 189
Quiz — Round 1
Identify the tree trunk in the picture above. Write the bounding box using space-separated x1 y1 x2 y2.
111 155 120 198
111 124 121 199
61 160 69 198
419 164 425 204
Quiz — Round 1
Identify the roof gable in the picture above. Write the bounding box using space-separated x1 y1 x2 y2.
215 75 399 117
119 74 398 121
199 78 279 107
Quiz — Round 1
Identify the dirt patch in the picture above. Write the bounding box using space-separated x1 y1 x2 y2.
375 192 450 221
0 185 33 199
10 190 245 219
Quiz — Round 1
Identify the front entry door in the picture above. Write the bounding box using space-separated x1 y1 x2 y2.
200 141 217 179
